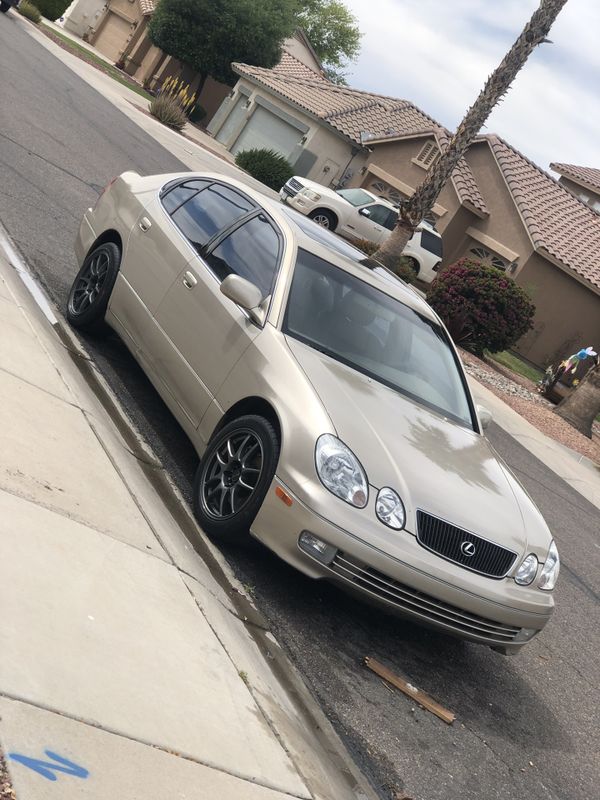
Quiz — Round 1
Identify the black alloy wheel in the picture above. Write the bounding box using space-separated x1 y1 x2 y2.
193 415 280 544
66 242 121 332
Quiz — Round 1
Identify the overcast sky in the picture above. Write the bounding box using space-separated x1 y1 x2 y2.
342 0 599 174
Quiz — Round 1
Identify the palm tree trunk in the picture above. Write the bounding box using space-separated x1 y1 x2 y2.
374 0 569 269
554 365 600 438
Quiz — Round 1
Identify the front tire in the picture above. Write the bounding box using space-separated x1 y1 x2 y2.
193 415 280 545
66 241 121 332
309 208 337 231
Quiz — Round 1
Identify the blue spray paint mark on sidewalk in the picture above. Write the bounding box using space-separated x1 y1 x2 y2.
8 750 89 781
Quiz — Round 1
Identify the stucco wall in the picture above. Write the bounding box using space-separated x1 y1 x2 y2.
463 142 533 270
351 137 461 232
514 252 600 366
63 0 105 38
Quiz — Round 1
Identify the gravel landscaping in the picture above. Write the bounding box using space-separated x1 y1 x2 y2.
460 349 600 464
0 751 16 800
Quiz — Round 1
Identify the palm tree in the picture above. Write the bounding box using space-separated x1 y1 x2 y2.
374 0 569 267
555 363 600 438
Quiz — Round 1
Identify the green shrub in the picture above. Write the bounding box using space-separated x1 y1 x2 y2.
189 104 207 124
426 257 535 355
34 0 70 20
390 255 418 284
149 93 188 131
17 0 42 22
235 148 293 191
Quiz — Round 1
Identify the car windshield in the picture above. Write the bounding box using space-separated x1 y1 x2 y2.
336 188 374 207
284 249 475 429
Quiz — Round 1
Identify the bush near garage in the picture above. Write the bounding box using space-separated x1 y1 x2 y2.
235 149 294 192
33 0 70 20
426 257 535 355
17 0 42 22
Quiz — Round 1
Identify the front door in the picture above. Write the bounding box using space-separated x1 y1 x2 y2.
154 206 282 427
352 203 397 244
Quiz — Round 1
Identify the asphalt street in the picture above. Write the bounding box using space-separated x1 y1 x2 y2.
1 16 598 800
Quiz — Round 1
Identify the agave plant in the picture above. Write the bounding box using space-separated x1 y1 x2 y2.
149 93 188 131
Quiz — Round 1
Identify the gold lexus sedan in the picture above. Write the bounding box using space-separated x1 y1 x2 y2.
67 171 559 654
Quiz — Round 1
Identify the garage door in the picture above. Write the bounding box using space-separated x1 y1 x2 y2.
94 13 134 63
231 107 303 159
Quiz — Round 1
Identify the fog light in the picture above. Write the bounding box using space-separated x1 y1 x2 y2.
298 531 337 565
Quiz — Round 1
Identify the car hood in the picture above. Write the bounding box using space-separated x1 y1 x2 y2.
294 178 351 205
286 337 535 555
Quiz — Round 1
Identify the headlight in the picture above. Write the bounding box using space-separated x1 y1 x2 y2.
515 553 538 586
376 487 405 530
315 434 368 508
303 189 321 201
538 540 560 590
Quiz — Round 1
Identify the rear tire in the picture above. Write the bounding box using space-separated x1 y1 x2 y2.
193 415 280 545
0 3 10 12
66 242 121 332
309 208 337 231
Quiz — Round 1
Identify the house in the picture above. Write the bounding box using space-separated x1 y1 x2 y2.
208 62 600 368
550 163 600 214
75 0 323 126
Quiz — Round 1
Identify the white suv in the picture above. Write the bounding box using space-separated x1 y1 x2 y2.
280 176 443 283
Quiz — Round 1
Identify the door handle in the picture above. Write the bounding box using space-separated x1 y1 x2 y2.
139 217 152 232
182 270 197 289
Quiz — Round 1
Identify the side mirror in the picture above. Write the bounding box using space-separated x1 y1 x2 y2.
220 274 265 324
359 207 371 217
477 405 493 430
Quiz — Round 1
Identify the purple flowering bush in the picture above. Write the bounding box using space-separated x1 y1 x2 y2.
426 258 535 355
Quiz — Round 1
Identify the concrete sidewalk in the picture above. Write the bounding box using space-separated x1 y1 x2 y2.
0 248 374 800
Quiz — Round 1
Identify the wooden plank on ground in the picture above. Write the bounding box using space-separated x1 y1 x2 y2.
364 656 456 725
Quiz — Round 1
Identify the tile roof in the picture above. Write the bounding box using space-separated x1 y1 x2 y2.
232 62 488 215
138 0 154 15
273 51 327 81
550 162 600 194
489 136 600 290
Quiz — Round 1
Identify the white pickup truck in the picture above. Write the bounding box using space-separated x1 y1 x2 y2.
280 176 443 283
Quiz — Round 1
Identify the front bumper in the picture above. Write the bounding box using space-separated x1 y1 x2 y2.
251 478 554 653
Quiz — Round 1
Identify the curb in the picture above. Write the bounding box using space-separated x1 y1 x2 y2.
0 223 379 800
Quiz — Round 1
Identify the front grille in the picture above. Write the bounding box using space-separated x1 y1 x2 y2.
284 178 304 196
330 552 520 642
416 511 517 578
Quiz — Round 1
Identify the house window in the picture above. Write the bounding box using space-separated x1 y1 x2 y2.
415 141 440 169
368 180 405 206
469 246 508 271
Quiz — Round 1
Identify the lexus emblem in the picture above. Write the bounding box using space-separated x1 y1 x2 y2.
460 541 476 557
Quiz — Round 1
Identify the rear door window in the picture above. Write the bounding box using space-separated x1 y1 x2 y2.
205 214 281 296
167 183 255 252
161 179 211 214
420 229 443 257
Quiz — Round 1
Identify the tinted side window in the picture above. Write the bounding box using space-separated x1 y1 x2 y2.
420 229 443 257
171 184 255 252
383 209 398 230
205 215 280 296
161 180 211 214
368 204 394 226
